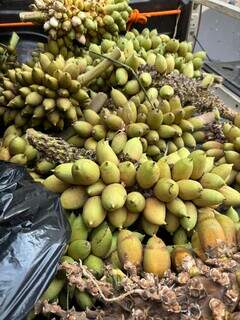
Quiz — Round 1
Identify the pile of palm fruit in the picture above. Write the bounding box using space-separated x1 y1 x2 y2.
1 0 240 319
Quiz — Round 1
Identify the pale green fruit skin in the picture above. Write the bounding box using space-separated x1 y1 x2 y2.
90 222 112 258
75 290 94 310
84 254 104 279
100 161 120 184
9 136 26 156
68 240 91 261
72 159 100 185
60 186 87 210
154 178 179 202
70 215 89 242
82 196 106 228
41 278 65 301
101 183 127 212
136 160 160 189
126 191 146 213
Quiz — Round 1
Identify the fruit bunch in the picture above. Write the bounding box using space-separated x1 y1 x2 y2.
20 0 132 46
0 33 20 77
0 48 120 129
0 125 38 165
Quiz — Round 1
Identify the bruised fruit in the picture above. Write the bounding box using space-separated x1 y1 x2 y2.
143 236 171 277
117 230 143 267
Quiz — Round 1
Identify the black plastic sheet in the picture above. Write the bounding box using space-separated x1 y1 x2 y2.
0 161 70 320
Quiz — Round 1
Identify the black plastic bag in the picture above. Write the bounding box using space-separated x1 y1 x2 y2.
0 161 71 320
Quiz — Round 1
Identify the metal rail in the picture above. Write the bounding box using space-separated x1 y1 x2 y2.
194 0 240 20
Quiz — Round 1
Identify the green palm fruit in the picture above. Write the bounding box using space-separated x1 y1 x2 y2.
68 240 91 261
72 159 100 186
146 87 159 101
119 101 137 125
143 236 171 277
136 160 160 189
60 186 87 210
32 67 44 84
203 157 215 174
90 222 112 258
172 158 193 181
167 141 178 155
192 131 206 143
0 147 10 161
165 39 179 52
73 121 92 138
154 178 179 202
166 198 188 217
111 88 128 108
100 161 120 184
9 136 26 156
200 173 225 190
180 202 198 231
84 254 104 279
125 53 141 71
165 54 175 73
115 68 128 86
139 72 152 88
172 124 183 137
126 192 145 213
3 124 22 138
41 278 65 301
190 150 207 180
146 109 163 130
156 159 171 179
165 211 180 234
169 95 182 111
159 85 174 99
177 180 203 200
146 145 160 157
127 123 149 137
215 212 237 248
25 92 43 106
177 147 190 158
92 124 107 141
54 163 76 185
193 189 225 207
163 112 175 125
219 186 240 207
123 137 143 161
234 137 240 152
145 130 159 145
225 151 240 170
223 143 234 151
110 250 122 268
117 230 143 267
179 119 194 132
119 161 136 187
165 152 181 166
105 231 119 258
83 196 106 228
159 99 171 113
197 217 226 255
75 290 94 310
182 132 196 148
101 183 127 212
10 154 27 165
96 139 119 165
178 41 189 56
84 137 98 151
123 210 140 227
226 207 239 223
205 148 224 160
83 109 100 126
173 228 188 245
108 207 128 229
225 169 237 185
211 164 233 181
143 197 166 225
183 105 196 119
158 125 176 139
146 51 157 65
24 145 38 161
86 180 105 197
111 132 127 155
182 62 194 78
43 175 69 193
155 54 167 74
104 114 124 131
35 160 55 176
